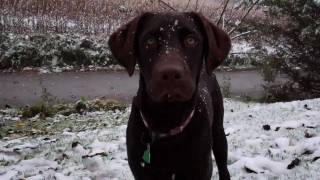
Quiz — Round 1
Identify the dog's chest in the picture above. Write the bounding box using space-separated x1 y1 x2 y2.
198 76 214 126
141 103 212 170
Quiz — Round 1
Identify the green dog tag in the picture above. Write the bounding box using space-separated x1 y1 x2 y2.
142 144 151 164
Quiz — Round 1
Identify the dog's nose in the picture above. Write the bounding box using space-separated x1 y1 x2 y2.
158 66 184 82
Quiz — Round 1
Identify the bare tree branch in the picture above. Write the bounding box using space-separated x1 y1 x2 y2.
228 0 260 35
216 0 230 25
230 52 258 55
198 0 206 13
231 30 254 40
195 0 199 12
222 14 225 29
224 2 237 26
209 0 225 18
184 0 191 11
158 0 176 11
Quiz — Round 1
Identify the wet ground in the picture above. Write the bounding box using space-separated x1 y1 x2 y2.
0 70 266 107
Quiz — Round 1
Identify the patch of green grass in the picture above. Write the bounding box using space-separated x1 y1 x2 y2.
21 101 54 119
235 93 277 103
20 98 127 119
0 160 10 166
91 99 127 112
0 98 129 139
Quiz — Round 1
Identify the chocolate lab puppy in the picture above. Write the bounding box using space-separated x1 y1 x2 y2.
108 12 231 180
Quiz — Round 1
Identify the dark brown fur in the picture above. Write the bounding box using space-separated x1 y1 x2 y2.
109 12 231 180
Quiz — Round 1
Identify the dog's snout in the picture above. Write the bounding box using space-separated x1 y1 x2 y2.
159 66 183 82
146 51 196 102
149 61 195 102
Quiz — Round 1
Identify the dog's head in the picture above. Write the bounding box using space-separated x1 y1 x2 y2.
109 12 231 103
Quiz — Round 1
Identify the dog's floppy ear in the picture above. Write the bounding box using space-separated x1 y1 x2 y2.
108 14 146 76
189 12 231 74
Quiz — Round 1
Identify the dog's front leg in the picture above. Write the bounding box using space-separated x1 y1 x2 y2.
126 103 148 180
126 138 145 180
174 155 213 180
212 126 230 180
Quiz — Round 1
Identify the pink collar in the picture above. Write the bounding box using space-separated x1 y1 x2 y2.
139 108 195 139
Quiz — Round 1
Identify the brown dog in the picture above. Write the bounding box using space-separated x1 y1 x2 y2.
109 12 231 180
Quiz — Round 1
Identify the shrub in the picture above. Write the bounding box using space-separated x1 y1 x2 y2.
250 0 320 102
0 33 115 70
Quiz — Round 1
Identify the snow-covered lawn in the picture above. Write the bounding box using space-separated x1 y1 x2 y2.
1 98 320 179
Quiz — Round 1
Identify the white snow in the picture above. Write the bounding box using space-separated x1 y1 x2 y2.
231 41 253 54
14 158 58 172
0 170 18 180
274 137 290 149
1 98 320 179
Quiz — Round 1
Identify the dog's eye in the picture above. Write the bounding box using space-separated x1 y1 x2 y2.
145 37 157 48
184 36 198 47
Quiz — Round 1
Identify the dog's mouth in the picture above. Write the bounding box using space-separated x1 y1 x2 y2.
147 83 195 103
160 91 185 102
150 91 192 103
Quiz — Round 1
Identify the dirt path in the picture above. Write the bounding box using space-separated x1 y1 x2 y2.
0 70 265 107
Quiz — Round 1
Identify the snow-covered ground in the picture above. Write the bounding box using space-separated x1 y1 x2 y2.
1 98 320 179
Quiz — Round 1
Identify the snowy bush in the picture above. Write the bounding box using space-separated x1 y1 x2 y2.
0 33 116 70
248 0 320 101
